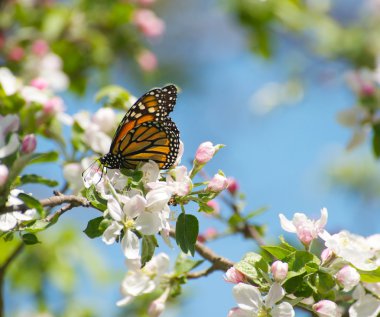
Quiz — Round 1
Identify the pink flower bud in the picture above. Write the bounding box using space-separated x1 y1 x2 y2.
134 9 165 38
0 165 9 187
312 300 339 317
197 234 206 243
227 177 239 194
321 248 333 263
206 174 228 192
21 134 37 154
137 50 158 72
271 260 288 282
43 97 64 115
9 46 24 61
32 39 49 57
224 267 245 284
206 200 220 215
204 227 217 240
148 299 165 317
335 265 360 291
195 141 215 164
30 78 49 90
297 226 315 246
138 0 155 6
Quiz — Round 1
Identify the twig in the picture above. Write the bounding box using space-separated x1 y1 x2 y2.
186 264 222 279
169 229 234 273
1 192 90 214
45 203 76 222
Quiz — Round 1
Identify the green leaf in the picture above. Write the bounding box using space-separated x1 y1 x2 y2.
243 206 268 220
279 235 297 252
95 85 131 109
358 267 380 283
305 262 319 274
198 202 215 213
284 251 319 272
19 174 58 187
175 213 199 256
27 151 59 165
85 185 107 211
17 193 44 216
83 216 106 239
141 235 158 267
22 233 40 245
314 271 336 294
25 220 50 233
283 274 305 294
373 123 380 158
174 254 204 275
261 245 293 260
235 252 269 285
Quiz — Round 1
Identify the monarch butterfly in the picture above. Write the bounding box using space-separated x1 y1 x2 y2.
98 84 180 171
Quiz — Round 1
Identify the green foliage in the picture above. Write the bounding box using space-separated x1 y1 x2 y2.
18 174 58 187
174 254 203 276
235 252 269 287
83 216 109 239
175 213 199 256
16 192 44 216
358 267 380 283
141 235 158 267
84 185 108 212
21 233 40 245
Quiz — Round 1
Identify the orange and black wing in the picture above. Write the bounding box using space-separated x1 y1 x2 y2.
109 85 177 152
117 119 180 169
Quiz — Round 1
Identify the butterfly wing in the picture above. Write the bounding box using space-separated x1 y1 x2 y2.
118 120 180 169
105 85 179 169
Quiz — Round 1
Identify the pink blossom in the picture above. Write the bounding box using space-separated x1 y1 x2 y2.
134 9 165 38
224 267 245 284
21 134 37 154
321 248 333 263
148 288 170 317
271 260 288 282
206 173 229 192
206 200 220 215
32 39 49 57
227 177 239 194
9 46 24 61
137 50 158 72
138 0 155 5
195 141 215 164
30 78 49 90
204 227 217 240
0 165 9 187
279 208 328 247
43 97 64 115
313 300 340 317
336 265 360 291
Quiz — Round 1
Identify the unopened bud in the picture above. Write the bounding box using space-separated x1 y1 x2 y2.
21 134 36 154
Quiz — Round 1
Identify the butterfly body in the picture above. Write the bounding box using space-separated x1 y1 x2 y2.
99 84 180 170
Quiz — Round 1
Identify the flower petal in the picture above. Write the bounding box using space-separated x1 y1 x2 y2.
316 208 328 231
227 307 252 317
265 283 285 308
135 212 162 235
271 302 295 317
0 213 17 231
0 134 20 158
107 197 123 222
232 283 262 313
124 195 146 219
279 214 296 233
121 230 140 259
102 221 122 245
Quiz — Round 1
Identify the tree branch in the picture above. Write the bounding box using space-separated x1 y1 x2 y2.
169 229 234 273
1 191 90 214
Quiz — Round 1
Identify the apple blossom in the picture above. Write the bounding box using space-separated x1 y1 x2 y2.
43 97 65 115
0 189 37 231
348 284 380 317
166 165 192 196
206 200 220 215
133 9 165 38
227 177 239 194
0 68 21 95
313 300 341 317
320 248 333 263
228 283 295 317
206 173 229 192
92 107 118 134
224 267 245 284
335 265 360 292
137 50 158 72
279 208 328 247
195 141 216 164
271 261 288 282
9 46 24 61
319 230 378 271
148 288 170 317
21 134 37 154
0 115 20 159
0 165 9 187
32 39 49 56
117 253 170 306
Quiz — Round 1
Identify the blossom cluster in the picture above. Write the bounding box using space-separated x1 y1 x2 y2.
224 208 380 317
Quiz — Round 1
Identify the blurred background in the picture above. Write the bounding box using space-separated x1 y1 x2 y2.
2 0 380 316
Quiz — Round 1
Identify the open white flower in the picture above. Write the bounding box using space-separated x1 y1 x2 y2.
0 67 21 95
320 230 378 271
228 283 295 317
117 253 170 307
166 165 192 196
349 284 380 317
0 189 37 231
279 208 328 246
0 114 20 159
